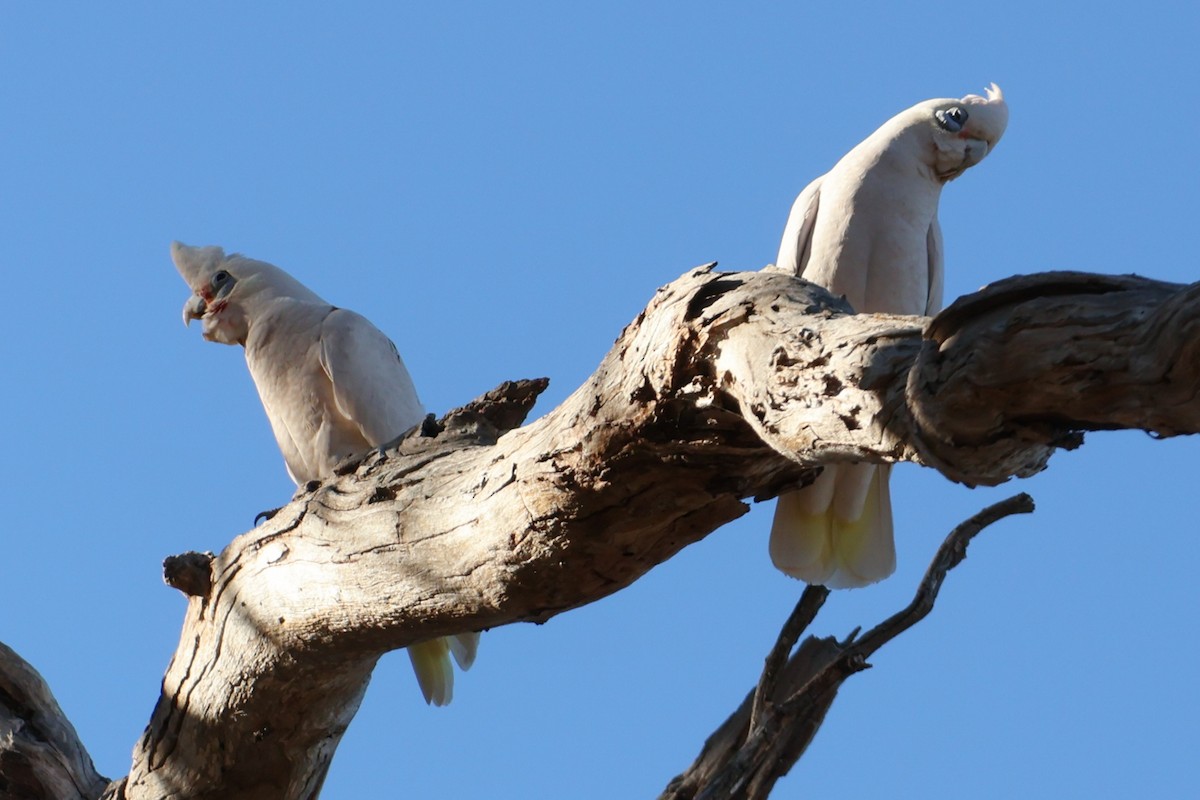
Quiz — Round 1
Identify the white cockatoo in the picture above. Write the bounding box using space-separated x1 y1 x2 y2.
770 85 1009 588
172 241 479 706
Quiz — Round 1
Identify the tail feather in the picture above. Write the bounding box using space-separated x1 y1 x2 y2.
769 463 896 588
449 632 480 671
407 632 481 706
826 464 895 588
770 486 837 585
408 638 455 706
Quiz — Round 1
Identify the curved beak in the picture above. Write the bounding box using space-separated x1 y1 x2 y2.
183 294 208 326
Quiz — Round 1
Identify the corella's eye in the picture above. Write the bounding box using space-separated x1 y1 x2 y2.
211 270 231 289
935 106 968 132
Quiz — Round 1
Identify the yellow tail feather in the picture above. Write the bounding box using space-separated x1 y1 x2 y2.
770 464 896 588
408 638 455 706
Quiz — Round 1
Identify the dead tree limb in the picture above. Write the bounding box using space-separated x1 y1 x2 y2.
3 264 1197 799
659 493 1036 800
0 642 108 800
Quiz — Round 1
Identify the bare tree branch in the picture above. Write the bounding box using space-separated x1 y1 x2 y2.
6 264 1199 799
0 642 108 800
661 493 1036 800
907 272 1200 483
747 586 829 735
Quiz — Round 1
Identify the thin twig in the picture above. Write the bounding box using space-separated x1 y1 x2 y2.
663 493 1037 800
777 492 1036 719
854 491 1035 658
747 584 828 734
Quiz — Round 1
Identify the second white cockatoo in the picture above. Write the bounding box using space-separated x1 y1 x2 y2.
770 84 1009 588
172 241 479 706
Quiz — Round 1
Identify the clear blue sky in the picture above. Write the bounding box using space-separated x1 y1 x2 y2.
3 4 1197 798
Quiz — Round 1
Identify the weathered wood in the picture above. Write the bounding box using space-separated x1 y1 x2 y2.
0 642 108 800
9 265 1200 799
660 494 1036 800
907 271 1200 483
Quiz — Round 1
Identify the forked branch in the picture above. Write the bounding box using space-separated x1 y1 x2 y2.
3 262 1198 799
661 493 1036 800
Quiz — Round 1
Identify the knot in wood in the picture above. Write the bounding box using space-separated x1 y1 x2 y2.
162 551 214 598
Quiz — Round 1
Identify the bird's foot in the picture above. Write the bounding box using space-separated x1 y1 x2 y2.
254 506 283 525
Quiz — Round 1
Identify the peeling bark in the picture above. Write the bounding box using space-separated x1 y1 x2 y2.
5 265 1199 799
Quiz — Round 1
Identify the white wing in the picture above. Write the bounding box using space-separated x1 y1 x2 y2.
318 308 425 447
775 175 823 276
925 216 945 315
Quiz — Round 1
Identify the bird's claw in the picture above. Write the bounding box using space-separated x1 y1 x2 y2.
254 506 282 525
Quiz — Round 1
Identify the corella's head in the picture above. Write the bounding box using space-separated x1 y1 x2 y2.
173 241 323 346
173 242 245 345
912 83 1009 181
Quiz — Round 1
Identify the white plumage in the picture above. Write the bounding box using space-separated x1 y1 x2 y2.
173 241 478 705
770 85 1009 588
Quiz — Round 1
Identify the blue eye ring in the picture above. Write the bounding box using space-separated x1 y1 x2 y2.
936 106 968 132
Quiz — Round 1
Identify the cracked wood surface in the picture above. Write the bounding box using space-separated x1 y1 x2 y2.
4 264 1199 799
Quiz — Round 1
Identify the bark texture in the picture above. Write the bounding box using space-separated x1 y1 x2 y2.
660 494 1036 800
0 643 108 800
4 265 1198 799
